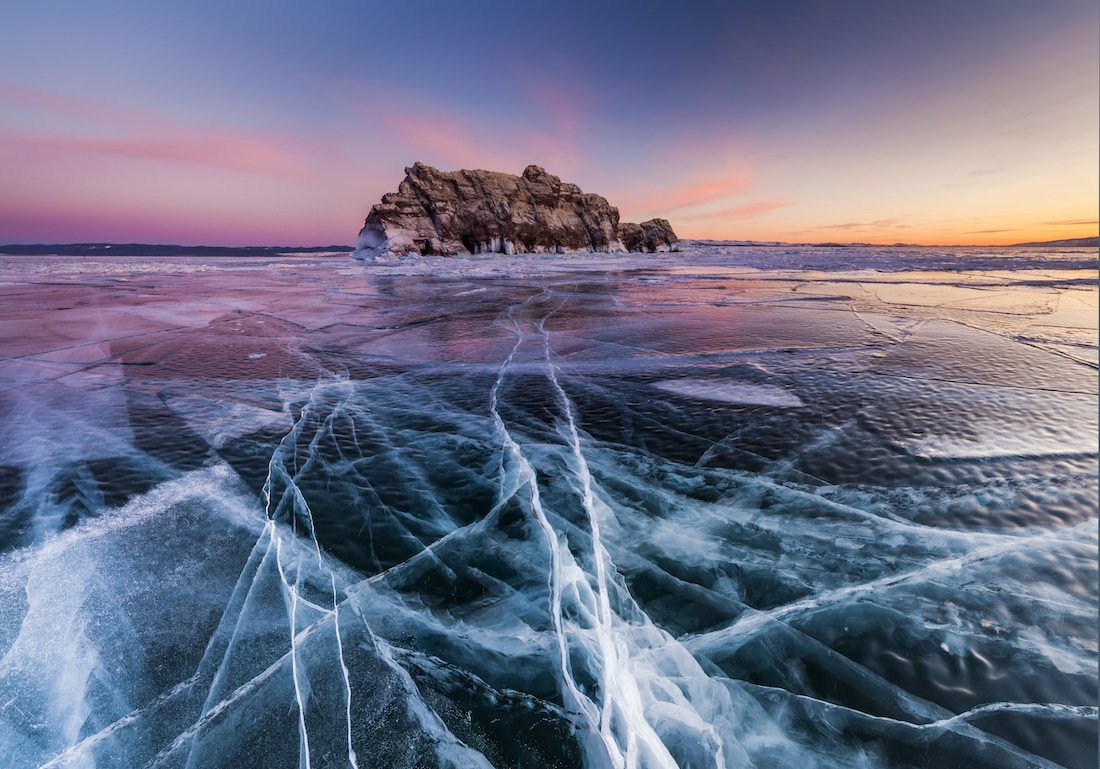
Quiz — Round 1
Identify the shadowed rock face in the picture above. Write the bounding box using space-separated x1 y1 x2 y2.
355 163 677 258
618 218 678 253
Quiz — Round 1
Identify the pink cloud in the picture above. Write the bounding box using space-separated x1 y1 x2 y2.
1 129 309 177
372 105 582 177
519 131 582 177
2 83 131 124
1 83 321 179
0 84 367 243
0 82 185 136
614 172 757 220
490 52 597 138
524 79 585 137
377 110 536 173
680 198 794 221
0 197 347 246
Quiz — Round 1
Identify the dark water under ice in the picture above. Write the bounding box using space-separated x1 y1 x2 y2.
0 247 1096 769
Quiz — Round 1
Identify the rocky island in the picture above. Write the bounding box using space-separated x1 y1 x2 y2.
355 162 677 259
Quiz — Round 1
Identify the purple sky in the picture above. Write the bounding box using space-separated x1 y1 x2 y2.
1 1 1097 245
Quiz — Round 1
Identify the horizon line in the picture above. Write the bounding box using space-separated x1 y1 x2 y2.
1 233 1097 253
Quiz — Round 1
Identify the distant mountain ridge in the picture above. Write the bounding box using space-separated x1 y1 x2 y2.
1008 236 1098 248
0 243 352 256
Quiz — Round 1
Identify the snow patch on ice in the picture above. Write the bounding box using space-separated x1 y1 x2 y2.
654 378 805 407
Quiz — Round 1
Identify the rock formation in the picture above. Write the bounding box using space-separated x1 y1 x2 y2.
355 163 678 259
618 218 678 253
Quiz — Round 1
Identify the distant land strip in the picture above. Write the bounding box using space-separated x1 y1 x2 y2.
695 236 1099 249
0 237 1095 256
0 244 353 257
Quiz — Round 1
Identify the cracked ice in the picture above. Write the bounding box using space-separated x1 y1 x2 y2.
0 245 1096 769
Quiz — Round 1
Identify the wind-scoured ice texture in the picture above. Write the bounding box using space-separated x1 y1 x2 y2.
0 247 1096 769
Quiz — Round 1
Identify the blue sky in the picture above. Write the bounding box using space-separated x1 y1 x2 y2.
1 0 1096 244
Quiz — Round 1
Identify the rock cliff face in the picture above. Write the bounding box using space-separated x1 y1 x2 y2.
355 163 677 258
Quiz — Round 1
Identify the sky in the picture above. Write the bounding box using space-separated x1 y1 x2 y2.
0 0 1096 246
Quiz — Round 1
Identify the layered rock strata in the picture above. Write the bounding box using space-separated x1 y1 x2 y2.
355 163 677 258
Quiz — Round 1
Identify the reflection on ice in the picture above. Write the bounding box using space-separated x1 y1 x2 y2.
0 247 1096 768
904 432 1099 460
654 379 805 407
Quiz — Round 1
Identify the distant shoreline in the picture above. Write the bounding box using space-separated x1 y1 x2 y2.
688 236 1099 249
0 236 1095 257
0 244 353 257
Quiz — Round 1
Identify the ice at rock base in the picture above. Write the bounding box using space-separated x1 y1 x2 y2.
0 245 1095 769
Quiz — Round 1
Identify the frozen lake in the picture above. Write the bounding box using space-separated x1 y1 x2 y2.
0 246 1096 768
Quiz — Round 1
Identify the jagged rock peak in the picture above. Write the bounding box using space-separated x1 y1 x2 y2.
354 163 678 259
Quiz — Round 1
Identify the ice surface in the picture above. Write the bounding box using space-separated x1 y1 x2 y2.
0 246 1095 769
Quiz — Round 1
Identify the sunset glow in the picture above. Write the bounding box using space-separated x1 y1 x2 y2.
1 1 1096 246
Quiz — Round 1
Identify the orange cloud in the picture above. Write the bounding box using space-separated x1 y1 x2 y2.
680 199 794 221
809 218 912 232
375 112 493 170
